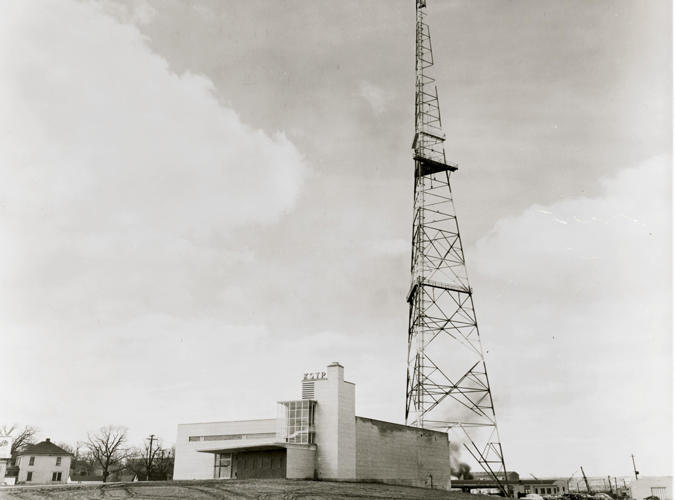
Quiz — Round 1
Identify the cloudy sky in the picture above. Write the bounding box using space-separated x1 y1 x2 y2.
1 0 671 478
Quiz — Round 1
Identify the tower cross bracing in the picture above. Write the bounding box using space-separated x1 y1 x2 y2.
405 0 508 494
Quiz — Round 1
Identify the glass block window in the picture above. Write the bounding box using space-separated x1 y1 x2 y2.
277 399 316 444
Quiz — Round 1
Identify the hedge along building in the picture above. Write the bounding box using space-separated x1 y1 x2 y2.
174 363 451 489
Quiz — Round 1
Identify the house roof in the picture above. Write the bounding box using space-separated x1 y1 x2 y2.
18 439 72 456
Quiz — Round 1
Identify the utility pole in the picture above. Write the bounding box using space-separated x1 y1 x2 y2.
146 434 156 481
566 469 578 493
631 454 639 480
581 466 591 493
607 475 613 494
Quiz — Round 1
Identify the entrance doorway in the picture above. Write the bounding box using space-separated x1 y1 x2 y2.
214 453 231 479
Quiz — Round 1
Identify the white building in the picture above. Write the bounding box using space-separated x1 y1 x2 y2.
631 477 673 500
174 362 451 489
16 439 72 484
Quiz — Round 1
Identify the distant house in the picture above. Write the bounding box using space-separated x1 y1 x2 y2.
16 439 72 484
472 471 521 482
517 479 569 496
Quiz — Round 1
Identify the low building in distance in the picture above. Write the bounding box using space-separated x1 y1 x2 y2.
174 362 451 489
630 476 673 500
16 438 72 484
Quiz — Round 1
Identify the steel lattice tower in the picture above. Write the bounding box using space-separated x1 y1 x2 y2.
405 0 508 493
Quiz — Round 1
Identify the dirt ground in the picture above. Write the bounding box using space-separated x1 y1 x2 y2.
0 479 488 500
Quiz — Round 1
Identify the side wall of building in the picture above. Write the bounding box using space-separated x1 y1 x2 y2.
174 419 277 480
17 455 71 484
286 445 316 479
355 417 450 490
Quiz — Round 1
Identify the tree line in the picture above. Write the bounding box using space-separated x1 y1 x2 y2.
1 424 174 482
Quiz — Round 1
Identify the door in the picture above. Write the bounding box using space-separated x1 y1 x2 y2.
214 453 232 479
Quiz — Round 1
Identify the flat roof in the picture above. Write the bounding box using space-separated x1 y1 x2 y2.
178 417 275 426
355 416 449 437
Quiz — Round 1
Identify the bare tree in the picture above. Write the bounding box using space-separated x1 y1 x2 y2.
86 426 128 482
153 447 174 481
125 438 172 481
56 442 74 455
0 424 38 464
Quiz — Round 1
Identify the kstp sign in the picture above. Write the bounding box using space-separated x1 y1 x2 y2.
0 437 12 459
303 371 326 381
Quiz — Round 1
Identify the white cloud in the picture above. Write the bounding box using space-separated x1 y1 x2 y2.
365 238 410 256
98 0 157 26
467 155 671 475
357 80 393 115
0 0 307 326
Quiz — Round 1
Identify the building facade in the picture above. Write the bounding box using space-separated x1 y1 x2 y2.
16 439 72 484
174 362 451 489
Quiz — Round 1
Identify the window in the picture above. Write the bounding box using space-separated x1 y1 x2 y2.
547 488 552 494
28 456 35 466
277 399 316 444
26 472 32 482
52 471 62 481
56 456 62 466
213 453 231 479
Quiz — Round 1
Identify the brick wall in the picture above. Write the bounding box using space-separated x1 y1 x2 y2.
354 417 451 490
286 445 316 479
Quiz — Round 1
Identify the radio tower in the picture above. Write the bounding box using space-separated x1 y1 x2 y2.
405 0 508 493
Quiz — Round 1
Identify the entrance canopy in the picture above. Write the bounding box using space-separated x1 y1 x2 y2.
198 443 287 454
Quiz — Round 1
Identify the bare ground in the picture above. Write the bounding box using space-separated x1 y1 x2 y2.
0 479 486 500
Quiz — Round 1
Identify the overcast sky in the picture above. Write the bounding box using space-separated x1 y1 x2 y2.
1 0 671 478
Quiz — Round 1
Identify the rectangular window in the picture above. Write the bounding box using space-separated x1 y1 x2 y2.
56 456 62 466
204 434 242 441
190 434 250 442
29 456 35 466
213 453 231 479
26 472 32 482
